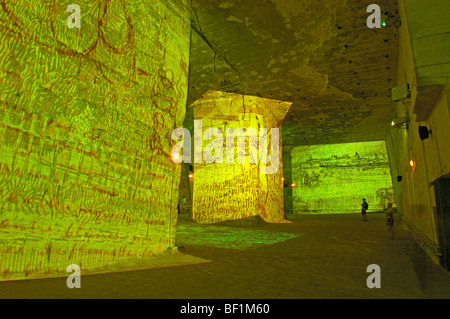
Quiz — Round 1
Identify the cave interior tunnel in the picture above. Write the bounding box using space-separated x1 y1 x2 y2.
0 0 450 299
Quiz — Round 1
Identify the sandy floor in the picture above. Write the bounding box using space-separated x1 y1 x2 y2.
1 212 450 299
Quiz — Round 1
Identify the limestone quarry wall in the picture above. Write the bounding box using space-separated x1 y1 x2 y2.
291 141 394 214
191 91 291 224
0 0 190 279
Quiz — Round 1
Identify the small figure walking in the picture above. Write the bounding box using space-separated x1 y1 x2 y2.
361 198 369 221
386 202 394 239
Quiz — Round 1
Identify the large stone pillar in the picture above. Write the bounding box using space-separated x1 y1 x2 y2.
0 0 190 280
191 91 292 224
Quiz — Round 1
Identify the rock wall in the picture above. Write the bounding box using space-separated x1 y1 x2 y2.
191 91 291 224
0 0 190 279
292 141 394 214
384 0 450 263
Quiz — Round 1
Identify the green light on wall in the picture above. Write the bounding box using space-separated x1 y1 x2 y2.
0 0 191 280
291 141 394 214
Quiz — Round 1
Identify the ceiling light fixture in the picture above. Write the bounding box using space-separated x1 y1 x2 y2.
391 114 410 130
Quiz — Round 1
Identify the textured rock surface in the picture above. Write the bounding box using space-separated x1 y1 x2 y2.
0 0 190 279
191 90 291 224
187 0 400 147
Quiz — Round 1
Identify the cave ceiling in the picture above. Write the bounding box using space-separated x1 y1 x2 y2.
186 0 400 148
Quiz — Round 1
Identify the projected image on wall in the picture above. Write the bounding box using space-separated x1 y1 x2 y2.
291 141 394 214
0 0 190 280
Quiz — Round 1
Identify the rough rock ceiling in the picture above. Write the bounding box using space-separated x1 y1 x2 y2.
405 0 450 88
404 0 450 121
186 0 400 148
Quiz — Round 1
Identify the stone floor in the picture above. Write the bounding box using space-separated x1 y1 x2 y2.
1 212 450 299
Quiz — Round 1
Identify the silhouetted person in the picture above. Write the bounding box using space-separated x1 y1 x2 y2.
386 202 394 239
361 198 368 221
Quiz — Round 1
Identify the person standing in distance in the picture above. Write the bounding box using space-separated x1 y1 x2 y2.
361 198 369 221
386 202 394 239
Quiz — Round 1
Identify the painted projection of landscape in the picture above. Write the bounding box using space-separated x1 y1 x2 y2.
0 0 190 280
291 141 394 214
192 91 292 224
